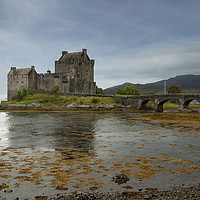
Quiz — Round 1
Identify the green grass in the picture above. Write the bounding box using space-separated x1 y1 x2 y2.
114 94 137 96
3 93 117 106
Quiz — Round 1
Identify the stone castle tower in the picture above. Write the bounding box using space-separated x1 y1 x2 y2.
7 49 96 101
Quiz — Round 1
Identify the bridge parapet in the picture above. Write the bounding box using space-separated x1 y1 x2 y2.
118 94 200 112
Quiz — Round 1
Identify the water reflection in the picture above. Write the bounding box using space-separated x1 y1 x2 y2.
0 112 11 148
0 112 106 158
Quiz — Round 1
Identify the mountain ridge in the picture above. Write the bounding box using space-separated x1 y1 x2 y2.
103 74 200 95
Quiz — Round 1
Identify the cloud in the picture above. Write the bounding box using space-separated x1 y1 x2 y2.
1 0 200 97
95 44 200 88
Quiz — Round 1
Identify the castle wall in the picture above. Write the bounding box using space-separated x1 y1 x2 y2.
28 68 38 90
7 74 29 101
37 73 55 91
64 78 96 95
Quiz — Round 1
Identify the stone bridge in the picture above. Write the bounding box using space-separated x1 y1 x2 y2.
119 94 200 112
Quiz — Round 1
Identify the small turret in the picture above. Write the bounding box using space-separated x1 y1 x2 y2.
62 51 68 56
47 69 51 75
82 48 87 55
82 49 87 60
11 67 16 73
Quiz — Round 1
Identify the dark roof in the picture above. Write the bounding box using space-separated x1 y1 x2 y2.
8 68 32 75
59 52 83 62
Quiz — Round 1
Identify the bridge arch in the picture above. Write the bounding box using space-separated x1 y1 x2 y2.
155 99 169 112
139 99 154 110
181 98 200 110
183 99 194 109
155 97 181 112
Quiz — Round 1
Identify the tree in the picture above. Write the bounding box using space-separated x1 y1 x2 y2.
13 88 35 101
168 85 181 94
50 85 59 94
117 85 140 95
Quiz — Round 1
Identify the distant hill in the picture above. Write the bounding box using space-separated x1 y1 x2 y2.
146 74 200 89
103 82 133 95
103 74 200 95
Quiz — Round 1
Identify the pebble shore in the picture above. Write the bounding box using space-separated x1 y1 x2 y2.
29 184 200 200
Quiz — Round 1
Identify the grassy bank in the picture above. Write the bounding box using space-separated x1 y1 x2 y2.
2 93 118 106
2 93 200 111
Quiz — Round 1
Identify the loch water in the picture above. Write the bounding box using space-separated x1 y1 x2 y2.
0 111 199 199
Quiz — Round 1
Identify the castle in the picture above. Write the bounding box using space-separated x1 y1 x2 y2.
7 49 96 101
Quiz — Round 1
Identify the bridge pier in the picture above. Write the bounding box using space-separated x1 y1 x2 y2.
154 99 168 112
154 103 164 112
178 98 194 112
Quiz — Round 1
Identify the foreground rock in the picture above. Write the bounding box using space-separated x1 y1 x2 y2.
112 173 130 185
178 108 199 113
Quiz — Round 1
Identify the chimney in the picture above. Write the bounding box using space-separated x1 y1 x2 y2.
11 67 16 73
82 48 87 55
62 51 68 56
47 69 51 75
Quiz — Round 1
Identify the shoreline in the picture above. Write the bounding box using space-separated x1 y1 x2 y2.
0 104 199 113
9 183 199 199
0 103 141 113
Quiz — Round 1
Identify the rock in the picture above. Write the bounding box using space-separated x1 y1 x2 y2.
144 194 150 199
105 104 116 108
79 105 94 109
99 104 106 108
67 103 78 108
7 104 27 109
56 185 68 190
105 104 124 109
52 105 68 110
27 103 43 108
126 105 133 108
112 173 129 185
179 108 199 113
35 196 48 200
75 190 82 195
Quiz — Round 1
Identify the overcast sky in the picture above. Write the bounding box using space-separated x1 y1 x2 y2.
1 0 200 99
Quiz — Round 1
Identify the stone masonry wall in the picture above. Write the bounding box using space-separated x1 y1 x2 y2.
7 74 29 101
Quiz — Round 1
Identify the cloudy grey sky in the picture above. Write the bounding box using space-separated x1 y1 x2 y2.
0 0 200 99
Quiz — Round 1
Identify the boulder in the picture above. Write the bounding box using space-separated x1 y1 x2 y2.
66 103 78 108
79 105 94 109
179 108 199 113
27 103 43 108
112 173 130 185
